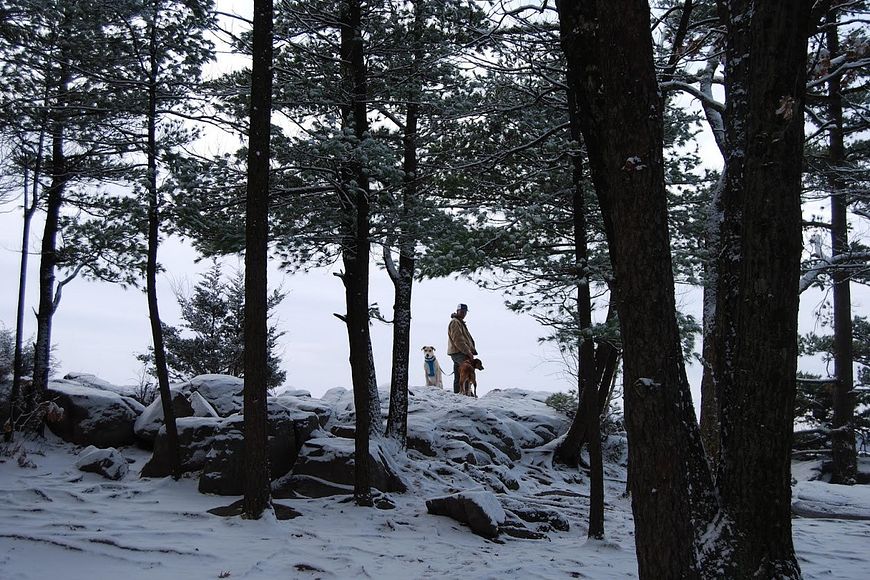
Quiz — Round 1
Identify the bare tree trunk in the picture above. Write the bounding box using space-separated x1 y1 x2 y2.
145 0 181 482
242 0 274 519
826 8 857 485
339 0 374 507
556 1 717 576
714 1 813 576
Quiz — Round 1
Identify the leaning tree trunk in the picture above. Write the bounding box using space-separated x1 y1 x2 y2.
556 1 718 577
339 0 375 507
30 63 72 431
143 0 182 482
693 55 728 470
242 0 274 518
554 82 597 471
826 9 857 485
714 2 813 577
8 144 43 441
554 80 604 538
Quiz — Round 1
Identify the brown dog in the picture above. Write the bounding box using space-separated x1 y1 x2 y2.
458 357 484 397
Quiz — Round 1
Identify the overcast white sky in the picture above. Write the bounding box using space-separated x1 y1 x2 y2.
0 208 587 397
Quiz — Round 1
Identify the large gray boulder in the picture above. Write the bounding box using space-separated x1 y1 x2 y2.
46 380 144 447
134 375 240 445
186 375 244 417
142 402 322 493
198 404 322 495
141 416 227 476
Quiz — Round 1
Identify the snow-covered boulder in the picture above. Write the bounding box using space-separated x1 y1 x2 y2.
402 388 569 471
198 404 322 495
271 394 333 427
792 481 870 520
134 376 249 445
133 387 195 444
75 446 129 480
46 380 144 447
186 375 244 417
426 490 506 539
142 404 322 488
141 416 225 477
274 437 408 498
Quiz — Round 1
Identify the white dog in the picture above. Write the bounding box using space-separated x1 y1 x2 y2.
421 346 444 388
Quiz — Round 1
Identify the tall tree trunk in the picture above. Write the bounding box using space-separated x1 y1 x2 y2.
826 8 857 485
145 0 181 482
556 1 717 576
30 62 72 430
242 0 274 519
714 1 813 576
385 98 419 447
339 0 374 507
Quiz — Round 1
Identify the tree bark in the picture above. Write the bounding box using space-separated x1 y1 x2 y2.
826 8 857 485
556 1 717 576
242 0 274 519
339 0 374 507
714 1 813 576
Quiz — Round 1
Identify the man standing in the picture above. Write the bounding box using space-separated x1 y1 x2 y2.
447 303 477 394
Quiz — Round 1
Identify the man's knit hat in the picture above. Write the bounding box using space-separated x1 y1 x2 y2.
457 303 468 311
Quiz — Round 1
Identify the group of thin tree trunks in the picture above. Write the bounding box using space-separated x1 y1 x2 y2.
3 1 863 578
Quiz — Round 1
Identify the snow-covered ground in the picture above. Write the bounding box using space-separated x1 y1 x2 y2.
1 386 868 580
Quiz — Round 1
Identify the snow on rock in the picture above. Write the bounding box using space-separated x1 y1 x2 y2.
426 490 506 539
74 445 129 480
46 379 144 447
189 391 220 418
143 401 323 493
405 387 568 469
133 386 195 444
134 375 250 445
186 375 244 417
63 372 131 397
792 481 870 520
271 394 333 427
276 436 408 498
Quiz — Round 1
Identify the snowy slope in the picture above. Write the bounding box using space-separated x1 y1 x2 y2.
1 386 868 580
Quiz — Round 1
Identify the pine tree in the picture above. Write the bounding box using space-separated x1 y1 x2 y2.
139 263 286 389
